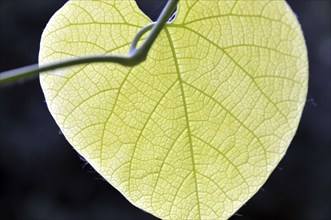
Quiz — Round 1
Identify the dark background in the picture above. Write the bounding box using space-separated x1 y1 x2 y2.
0 0 330 219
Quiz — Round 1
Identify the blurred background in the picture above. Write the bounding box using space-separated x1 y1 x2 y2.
0 0 330 219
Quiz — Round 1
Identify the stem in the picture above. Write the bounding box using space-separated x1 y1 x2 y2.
134 0 178 55
130 23 155 54
0 55 132 85
0 0 179 85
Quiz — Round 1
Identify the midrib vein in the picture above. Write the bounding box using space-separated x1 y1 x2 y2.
165 28 201 219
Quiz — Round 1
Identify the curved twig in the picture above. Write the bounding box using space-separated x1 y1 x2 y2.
0 0 179 85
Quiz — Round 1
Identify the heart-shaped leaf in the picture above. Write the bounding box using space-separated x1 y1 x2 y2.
39 0 308 219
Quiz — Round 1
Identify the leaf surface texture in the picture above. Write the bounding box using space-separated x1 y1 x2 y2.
39 0 308 219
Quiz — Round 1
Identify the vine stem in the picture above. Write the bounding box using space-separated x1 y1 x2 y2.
0 0 179 85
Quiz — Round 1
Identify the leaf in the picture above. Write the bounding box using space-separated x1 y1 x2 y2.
39 0 308 219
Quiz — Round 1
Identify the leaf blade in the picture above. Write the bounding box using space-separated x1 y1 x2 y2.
39 0 308 219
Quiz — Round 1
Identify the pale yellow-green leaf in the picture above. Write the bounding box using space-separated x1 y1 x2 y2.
39 0 308 219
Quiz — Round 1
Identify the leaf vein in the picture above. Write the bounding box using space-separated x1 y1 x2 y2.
165 28 202 219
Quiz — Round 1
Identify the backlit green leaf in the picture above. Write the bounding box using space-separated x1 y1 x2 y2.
39 0 308 219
